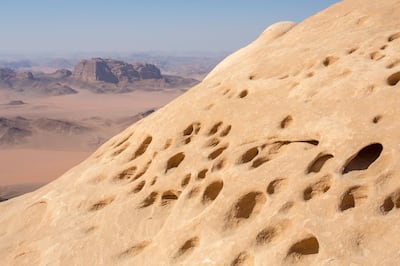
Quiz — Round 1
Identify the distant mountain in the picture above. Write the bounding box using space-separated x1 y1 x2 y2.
0 60 32 70
72 58 162 84
0 58 199 95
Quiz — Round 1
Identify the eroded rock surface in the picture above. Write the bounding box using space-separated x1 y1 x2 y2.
1 0 400 265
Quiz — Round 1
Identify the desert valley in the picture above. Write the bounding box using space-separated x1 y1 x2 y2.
0 57 210 198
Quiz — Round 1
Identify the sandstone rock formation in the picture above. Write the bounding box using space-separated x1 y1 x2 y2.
2 0 400 265
72 58 162 84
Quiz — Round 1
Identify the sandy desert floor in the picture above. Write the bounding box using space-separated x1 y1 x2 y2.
0 88 183 196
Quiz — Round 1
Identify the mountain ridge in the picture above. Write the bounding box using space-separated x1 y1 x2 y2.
0 58 198 95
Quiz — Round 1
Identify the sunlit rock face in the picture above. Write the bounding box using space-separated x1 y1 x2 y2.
2 0 400 265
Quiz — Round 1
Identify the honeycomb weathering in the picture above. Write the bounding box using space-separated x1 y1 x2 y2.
2 1 400 265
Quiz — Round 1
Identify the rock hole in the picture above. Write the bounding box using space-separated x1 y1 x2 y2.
220 125 232 137
387 71 400 86
306 153 333 174
356 16 368 25
393 194 400 208
256 227 277 245
208 122 223 136
347 48 358 54
163 138 172 150
212 158 226 171
238 90 248 98
165 152 185 173
139 192 158 208
286 139 319 146
340 191 355 211
197 169 208 179
381 44 388 50
208 145 228 160
205 137 220 148
239 147 259 164
83 226 98 234
150 176 157 186
114 132 133 148
304 140 319 146
120 241 150 258
279 201 294 214
380 191 400 214
322 56 339 67
230 192 265 220
306 72 314 78
267 178 286 195
133 136 152 160
175 237 199 258
251 157 269 168
231 251 253 266
183 137 191 145
112 147 126 156
381 197 394 214
386 60 400 69
223 89 231 96
339 186 367 211
181 174 191 188
89 196 115 211
161 190 181 206
204 103 214 111
388 32 400 42
187 186 201 199
183 124 194 136
287 236 319 257
365 84 375 93
249 75 255 80
194 123 201 134
132 180 145 193
113 166 137 182
202 180 223 203
370 51 385 61
342 143 383 174
303 175 332 201
280 115 293 129
372 115 382 124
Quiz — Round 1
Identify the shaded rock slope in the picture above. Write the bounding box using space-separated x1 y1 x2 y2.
2 0 400 265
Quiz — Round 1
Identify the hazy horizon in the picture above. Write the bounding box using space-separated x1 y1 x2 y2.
1 0 340 56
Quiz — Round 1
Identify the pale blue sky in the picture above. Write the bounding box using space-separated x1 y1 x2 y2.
0 0 340 55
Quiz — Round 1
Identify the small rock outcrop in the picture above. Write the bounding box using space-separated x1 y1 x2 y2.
6 100 26 106
72 58 162 84
0 68 16 80
16 71 34 80
52 69 72 79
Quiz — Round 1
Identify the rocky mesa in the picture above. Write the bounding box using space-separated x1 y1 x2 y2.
1 0 400 265
72 58 162 84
